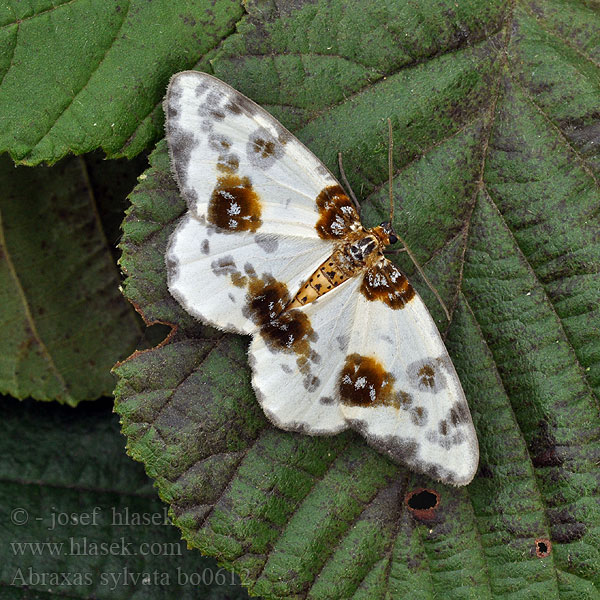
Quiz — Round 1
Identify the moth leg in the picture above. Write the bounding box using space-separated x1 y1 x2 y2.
338 152 361 216
383 247 407 255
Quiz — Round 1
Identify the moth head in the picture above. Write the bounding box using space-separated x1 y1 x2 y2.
379 221 398 245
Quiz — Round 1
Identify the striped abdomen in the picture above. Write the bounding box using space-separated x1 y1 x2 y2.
287 234 380 310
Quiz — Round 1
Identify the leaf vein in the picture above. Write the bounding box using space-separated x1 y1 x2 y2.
521 3 600 71
25 0 132 155
481 186 599 410
509 73 600 190
0 208 70 398
0 0 79 30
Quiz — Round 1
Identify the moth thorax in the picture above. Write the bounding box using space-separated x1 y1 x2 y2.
348 236 378 262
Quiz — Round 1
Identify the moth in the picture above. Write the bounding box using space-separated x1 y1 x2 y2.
164 71 479 486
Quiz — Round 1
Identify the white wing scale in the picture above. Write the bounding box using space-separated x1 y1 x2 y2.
165 71 350 331
339 261 478 486
165 71 339 238
249 276 364 434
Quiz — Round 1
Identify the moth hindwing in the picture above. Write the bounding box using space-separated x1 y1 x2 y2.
164 71 479 486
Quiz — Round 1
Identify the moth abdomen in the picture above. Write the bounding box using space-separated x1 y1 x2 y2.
287 233 384 309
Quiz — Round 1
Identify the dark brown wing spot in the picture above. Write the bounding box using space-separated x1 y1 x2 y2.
224 100 243 115
211 256 247 287
407 358 447 393
253 137 276 159
449 402 469 426
260 310 315 356
209 108 225 120
418 364 436 388
315 185 360 239
361 261 415 309
208 134 232 151
244 275 316 357
245 275 289 325
410 406 428 426
203 92 225 120
211 256 236 276
216 153 239 173
247 128 283 168
303 375 320 392
208 174 262 232
297 356 310 374
224 94 257 117
339 354 395 407
231 272 247 287
397 391 413 407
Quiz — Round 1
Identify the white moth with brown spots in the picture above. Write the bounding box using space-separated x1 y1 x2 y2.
165 71 479 486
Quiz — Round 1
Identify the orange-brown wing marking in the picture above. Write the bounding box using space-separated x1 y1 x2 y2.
315 185 361 239
339 353 413 409
208 173 262 232
361 258 415 309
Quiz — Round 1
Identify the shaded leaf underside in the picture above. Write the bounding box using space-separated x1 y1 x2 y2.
0 154 143 405
115 0 600 598
0 397 249 599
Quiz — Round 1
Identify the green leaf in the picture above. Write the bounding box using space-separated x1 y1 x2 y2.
0 0 244 165
0 154 143 405
115 0 600 598
0 396 250 598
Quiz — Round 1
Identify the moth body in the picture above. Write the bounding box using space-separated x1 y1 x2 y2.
288 225 394 309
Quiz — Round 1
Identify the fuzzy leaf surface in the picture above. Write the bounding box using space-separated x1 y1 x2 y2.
115 1 600 598
0 0 244 165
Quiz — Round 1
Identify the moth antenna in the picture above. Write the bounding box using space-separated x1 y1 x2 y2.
386 118 451 322
388 118 394 223
396 233 451 322
338 152 361 215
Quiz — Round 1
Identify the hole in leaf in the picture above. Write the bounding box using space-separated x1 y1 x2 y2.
404 488 440 522
406 489 439 510
535 538 552 558
139 323 173 349
113 319 176 370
